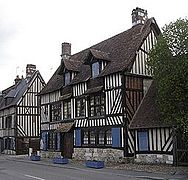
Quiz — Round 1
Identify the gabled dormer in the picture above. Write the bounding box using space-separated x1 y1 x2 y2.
85 49 111 78
58 42 81 86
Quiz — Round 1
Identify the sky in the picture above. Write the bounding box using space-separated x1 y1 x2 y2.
0 0 187 91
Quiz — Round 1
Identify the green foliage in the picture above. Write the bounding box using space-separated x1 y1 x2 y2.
148 18 188 135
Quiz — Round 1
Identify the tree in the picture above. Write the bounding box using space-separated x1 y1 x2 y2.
148 18 188 138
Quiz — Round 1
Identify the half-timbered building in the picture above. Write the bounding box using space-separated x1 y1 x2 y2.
0 64 45 154
39 7 162 162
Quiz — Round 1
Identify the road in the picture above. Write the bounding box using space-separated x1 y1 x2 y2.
0 156 187 180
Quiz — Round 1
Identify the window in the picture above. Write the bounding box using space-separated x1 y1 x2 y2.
76 98 86 117
63 100 71 119
64 72 71 86
40 131 48 150
138 130 149 151
92 62 100 78
98 130 105 145
48 131 61 151
106 130 112 145
83 131 89 145
4 138 14 150
5 116 12 129
51 103 61 122
81 129 112 146
89 94 104 117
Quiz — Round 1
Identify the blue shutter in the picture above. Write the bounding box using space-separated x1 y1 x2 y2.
112 128 121 147
75 129 81 146
138 131 149 151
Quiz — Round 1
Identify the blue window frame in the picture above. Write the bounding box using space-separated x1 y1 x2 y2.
138 130 149 151
92 62 100 78
64 72 71 86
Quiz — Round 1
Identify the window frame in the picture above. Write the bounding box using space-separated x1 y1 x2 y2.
63 99 71 119
81 129 112 147
137 130 149 151
89 93 105 117
75 98 86 117
51 103 61 122
64 71 71 86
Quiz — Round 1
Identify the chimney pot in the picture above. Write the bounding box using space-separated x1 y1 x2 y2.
132 7 148 26
61 42 71 60
26 64 36 78
14 75 21 84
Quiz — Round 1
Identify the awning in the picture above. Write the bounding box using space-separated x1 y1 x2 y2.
59 93 72 101
84 86 103 95
55 122 74 133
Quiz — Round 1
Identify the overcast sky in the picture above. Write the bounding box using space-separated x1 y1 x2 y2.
0 0 187 90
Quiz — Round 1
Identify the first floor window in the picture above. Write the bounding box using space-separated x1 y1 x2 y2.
5 116 12 129
51 103 61 122
89 94 105 117
76 98 86 117
63 100 71 119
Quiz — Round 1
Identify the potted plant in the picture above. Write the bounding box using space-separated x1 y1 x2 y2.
53 156 69 164
85 160 104 169
30 154 41 161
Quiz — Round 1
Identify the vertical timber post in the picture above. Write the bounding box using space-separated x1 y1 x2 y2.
173 126 177 166
121 72 128 157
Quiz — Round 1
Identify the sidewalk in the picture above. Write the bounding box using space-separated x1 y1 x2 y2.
3 154 188 180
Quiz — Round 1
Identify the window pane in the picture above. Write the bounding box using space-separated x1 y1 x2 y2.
106 130 112 145
64 72 70 86
90 131 95 145
99 131 105 145
92 62 99 78
138 131 148 151
83 131 89 144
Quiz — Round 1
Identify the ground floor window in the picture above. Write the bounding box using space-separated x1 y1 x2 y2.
81 129 112 146
4 137 14 150
48 131 61 151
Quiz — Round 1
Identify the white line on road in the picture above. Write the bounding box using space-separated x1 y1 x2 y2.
24 174 45 180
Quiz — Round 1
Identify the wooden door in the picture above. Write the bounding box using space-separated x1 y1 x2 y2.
0 138 3 153
62 132 73 159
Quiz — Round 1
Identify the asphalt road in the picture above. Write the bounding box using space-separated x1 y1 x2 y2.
0 156 187 180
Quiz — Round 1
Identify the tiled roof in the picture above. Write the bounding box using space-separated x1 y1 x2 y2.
40 18 160 95
0 71 38 110
129 81 170 129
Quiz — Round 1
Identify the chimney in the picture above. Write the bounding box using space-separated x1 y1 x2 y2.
14 75 21 84
132 7 148 26
61 42 71 61
26 64 36 78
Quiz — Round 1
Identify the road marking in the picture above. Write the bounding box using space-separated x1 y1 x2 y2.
24 174 45 180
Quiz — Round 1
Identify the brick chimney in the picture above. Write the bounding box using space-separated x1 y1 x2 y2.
26 64 36 78
132 7 148 26
14 75 21 84
61 42 71 61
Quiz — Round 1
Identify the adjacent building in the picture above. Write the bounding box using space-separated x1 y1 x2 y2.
39 7 167 163
0 64 45 155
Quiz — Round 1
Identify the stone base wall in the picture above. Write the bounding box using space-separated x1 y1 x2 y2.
135 154 173 165
73 148 124 163
40 151 61 158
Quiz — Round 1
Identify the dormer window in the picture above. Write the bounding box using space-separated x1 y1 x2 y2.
64 71 71 86
92 62 103 78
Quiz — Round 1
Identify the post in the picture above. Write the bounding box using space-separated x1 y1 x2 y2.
172 126 177 166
